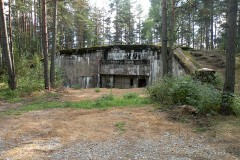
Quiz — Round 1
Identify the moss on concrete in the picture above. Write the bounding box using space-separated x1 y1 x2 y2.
173 47 201 74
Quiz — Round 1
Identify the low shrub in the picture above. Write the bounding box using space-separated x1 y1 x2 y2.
147 76 222 114
233 96 240 116
211 72 224 89
171 77 201 106
147 76 175 105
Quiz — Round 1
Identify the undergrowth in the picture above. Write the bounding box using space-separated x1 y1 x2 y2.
0 55 63 101
147 76 240 115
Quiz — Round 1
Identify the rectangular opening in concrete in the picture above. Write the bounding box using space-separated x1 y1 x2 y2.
130 78 134 87
138 79 147 88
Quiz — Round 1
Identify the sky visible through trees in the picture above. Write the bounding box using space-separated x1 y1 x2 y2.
89 0 150 17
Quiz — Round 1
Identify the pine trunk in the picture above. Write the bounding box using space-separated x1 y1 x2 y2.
192 13 195 50
8 0 13 56
42 0 50 90
0 0 16 90
220 0 238 115
162 0 168 76
168 0 175 76
50 0 58 88
187 13 191 48
210 0 214 50
205 23 210 50
237 8 240 51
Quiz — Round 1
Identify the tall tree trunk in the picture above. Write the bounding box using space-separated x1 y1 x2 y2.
200 23 203 50
161 0 168 76
34 0 37 37
168 0 175 76
50 0 58 88
220 0 238 115
181 20 183 45
0 0 16 90
237 8 240 52
8 0 15 78
192 13 195 50
16 10 21 57
42 0 50 90
0 30 2 68
205 24 210 50
187 12 191 48
214 18 218 48
39 0 43 56
8 0 13 56
210 0 214 49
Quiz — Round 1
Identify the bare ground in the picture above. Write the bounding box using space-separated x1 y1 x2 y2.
0 88 239 160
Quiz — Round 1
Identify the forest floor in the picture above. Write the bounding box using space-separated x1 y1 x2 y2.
0 88 239 160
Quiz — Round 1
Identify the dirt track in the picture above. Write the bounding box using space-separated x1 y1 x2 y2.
0 88 239 159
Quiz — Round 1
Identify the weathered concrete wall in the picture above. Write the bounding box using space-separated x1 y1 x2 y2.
57 45 187 88
56 51 102 88
100 60 150 76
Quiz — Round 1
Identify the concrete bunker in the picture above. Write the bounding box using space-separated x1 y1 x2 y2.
57 45 187 88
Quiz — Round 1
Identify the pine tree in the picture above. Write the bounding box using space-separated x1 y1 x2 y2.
42 0 50 90
50 0 58 88
0 0 16 90
220 0 238 115
161 0 168 76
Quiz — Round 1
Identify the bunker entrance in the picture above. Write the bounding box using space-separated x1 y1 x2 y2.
130 79 134 87
138 79 147 88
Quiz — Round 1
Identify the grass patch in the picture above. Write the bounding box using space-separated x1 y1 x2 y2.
4 93 151 115
123 92 139 99
114 121 126 134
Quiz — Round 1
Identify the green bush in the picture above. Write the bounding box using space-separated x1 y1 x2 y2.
17 55 44 95
147 76 176 105
233 96 240 116
147 76 222 114
211 72 224 89
197 85 221 114
171 77 201 106
0 55 63 100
